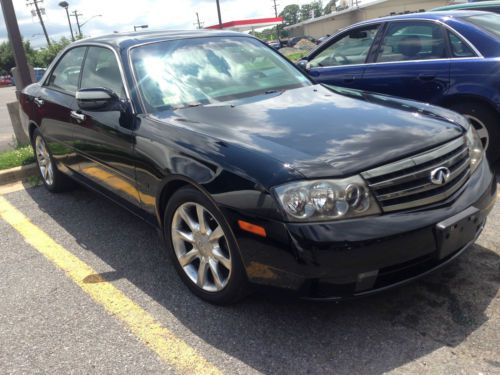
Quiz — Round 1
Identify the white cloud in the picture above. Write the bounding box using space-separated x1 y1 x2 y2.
1 0 376 47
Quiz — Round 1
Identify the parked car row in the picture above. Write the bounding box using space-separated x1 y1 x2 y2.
297 11 500 161
20 21 496 304
0 75 13 86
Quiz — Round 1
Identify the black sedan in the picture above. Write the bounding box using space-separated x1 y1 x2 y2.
20 30 496 304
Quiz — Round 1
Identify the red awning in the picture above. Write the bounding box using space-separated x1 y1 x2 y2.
206 17 283 32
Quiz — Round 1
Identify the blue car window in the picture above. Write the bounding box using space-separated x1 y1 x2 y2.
308 25 379 68
377 22 447 63
448 31 476 58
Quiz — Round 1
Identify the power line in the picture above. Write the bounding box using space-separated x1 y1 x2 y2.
26 0 51 46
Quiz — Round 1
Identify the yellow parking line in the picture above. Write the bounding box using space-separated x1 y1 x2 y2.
0 196 221 375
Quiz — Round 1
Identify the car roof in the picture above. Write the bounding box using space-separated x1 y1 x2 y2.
71 29 251 50
432 1 500 11
350 10 492 26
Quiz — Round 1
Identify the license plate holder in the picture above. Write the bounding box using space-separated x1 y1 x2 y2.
435 207 481 260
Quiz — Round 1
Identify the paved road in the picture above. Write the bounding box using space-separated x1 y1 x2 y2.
0 165 499 374
0 86 17 152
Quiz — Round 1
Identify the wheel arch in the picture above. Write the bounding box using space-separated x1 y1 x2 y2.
155 175 217 230
438 94 500 116
28 121 39 144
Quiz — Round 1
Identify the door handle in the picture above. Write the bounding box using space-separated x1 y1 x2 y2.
418 74 436 81
70 110 86 122
34 97 44 107
343 75 356 83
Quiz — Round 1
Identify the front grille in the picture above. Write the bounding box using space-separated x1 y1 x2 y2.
362 137 471 212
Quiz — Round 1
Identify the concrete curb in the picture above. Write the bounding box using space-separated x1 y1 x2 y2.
0 163 37 186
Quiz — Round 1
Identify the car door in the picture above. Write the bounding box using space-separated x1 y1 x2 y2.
35 46 87 171
305 24 382 89
73 46 140 207
361 20 450 103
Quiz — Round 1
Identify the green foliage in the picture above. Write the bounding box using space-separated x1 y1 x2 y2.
0 40 37 75
280 4 301 26
0 37 71 75
285 51 309 61
250 26 280 41
301 1 324 21
30 37 71 68
323 0 338 14
0 145 35 170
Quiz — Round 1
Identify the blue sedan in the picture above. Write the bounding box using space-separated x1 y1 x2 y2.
299 11 500 160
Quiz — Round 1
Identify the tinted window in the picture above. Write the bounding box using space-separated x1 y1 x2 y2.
81 47 124 97
464 13 500 38
448 31 476 58
47 47 86 93
377 22 447 62
309 26 379 68
131 37 311 112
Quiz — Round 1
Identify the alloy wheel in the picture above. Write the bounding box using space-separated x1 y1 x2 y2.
171 202 232 292
465 114 489 151
35 136 54 186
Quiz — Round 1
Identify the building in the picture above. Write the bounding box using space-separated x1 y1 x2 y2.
284 0 450 38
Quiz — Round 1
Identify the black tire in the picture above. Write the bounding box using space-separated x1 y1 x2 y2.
32 128 74 193
164 186 249 304
448 102 500 162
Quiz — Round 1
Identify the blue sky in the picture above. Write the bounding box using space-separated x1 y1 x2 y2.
0 0 374 48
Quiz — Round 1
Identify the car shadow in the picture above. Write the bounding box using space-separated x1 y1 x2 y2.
22 182 499 375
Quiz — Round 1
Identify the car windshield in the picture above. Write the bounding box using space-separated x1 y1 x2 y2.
131 36 311 112
463 13 500 38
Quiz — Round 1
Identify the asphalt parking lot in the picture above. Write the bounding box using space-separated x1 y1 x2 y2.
0 164 499 374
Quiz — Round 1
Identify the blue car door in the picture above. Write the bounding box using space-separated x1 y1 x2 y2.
361 20 450 103
305 24 382 89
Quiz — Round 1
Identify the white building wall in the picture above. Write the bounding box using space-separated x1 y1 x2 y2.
286 0 449 38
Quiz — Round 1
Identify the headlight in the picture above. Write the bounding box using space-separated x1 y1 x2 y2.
465 125 483 173
273 176 381 222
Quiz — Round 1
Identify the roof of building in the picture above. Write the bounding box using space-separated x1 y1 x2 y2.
206 17 283 32
71 29 248 50
285 0 390 30
432 1 500 11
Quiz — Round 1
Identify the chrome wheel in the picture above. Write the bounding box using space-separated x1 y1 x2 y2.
171 202 231 292
35 136 54 186
465 114 489 151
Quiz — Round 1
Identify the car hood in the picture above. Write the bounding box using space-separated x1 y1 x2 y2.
150 85 467 179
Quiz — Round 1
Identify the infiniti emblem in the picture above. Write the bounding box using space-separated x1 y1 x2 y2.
430 167 451 185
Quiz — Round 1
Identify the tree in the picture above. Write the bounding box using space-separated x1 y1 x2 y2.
279 4 301 26
323 0 338 14
0 40 37 75
0 37 72 75
300 1 323 21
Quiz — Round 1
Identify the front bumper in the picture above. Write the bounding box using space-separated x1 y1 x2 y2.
224 159 497 299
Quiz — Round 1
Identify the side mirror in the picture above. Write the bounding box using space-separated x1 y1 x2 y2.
76 87 119 111
296 59 310 72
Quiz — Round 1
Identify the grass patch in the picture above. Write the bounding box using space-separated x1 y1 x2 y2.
286 51 308 62
0 145 35 171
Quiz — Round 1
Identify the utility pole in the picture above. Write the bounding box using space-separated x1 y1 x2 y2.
215 0 222 28
71 10 83 38
26 0 51 46
0 0 32 90
272 0 280 41
194 12 203 29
